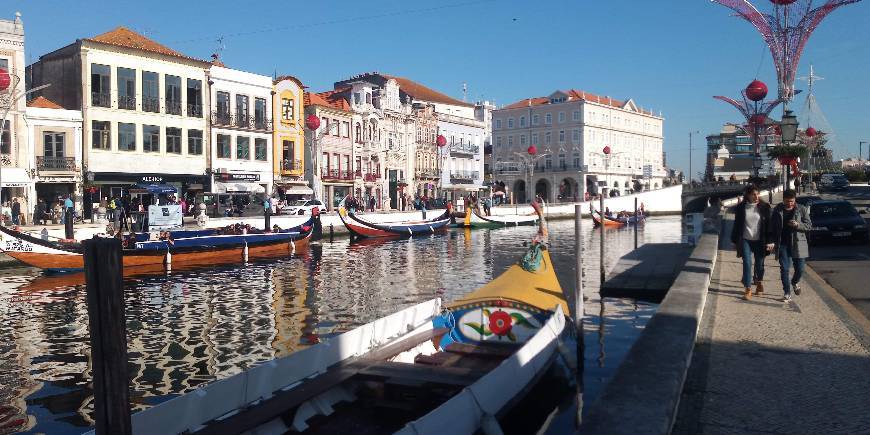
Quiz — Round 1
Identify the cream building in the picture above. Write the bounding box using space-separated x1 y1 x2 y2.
25 96 83 214
0 12 30 214
207 63 273 195
304 90 355 210
27 27 211 216
492 90 665 202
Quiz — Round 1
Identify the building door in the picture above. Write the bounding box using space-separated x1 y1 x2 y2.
388 169 398 209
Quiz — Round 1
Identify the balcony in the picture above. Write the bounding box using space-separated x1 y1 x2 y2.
188 104 203 118
166 100 182 115
281 159 303 173
142 97 160 113
364 172 380 182
211 111 273 132
415 168 440 178
449 143 480 156
91 92 111 108
118 95 136 110
450 170 479 183
37 156 76 172
322 169 354 181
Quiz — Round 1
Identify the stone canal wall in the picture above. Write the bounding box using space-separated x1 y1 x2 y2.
580 227 720 434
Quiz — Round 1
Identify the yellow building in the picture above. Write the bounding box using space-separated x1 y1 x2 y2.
272 76 311 198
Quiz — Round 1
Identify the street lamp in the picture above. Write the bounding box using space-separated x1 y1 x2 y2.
0 68 50 205
779 109 799 188
513 145 547 203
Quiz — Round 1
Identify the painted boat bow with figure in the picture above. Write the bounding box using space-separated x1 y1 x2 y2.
119 200 570 435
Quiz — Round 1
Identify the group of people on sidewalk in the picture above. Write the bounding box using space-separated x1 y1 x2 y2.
731 185 811 302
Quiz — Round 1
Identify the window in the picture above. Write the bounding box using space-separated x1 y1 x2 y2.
322 152 330 173
354 93 361 105
342 121 350 138
559 130 565 143
495 119 502 129
188 129 203 155
142 71 159 112
187 79 203 117
496 136 502 147
143 125 160 152
236 95 250 128
332 120 340 136
519 116 526 127
281 98 294 120
321 117 329 134
118 122 136 151
545 113 552 125
236 136 250 159
545 132 551 144
573 111 581 121
573 129 580 143
520 135 526 146
43 133 65 157
165 75 182 115
558 112 565 123
0 120 10 154
573 154 581 168
217 134 231 158
215 91 230 125
117 67 136 110
507 118 514 129
91 64 111 107
356 156 362 172
166 127 182 154
92 121 111 150
255 138 268 161
0 58 7 70
507 136 513 146
254 98 267 129
282 140 296 170
532 114 539 125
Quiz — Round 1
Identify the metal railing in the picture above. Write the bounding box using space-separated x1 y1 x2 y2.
142 97 160 113
450 170 479 181
187 104 203 118
364 172 380 182
322 169 354 180
450 143 480 155
281 159 303 172
166 100 182 115
415 168 440 178
211 112 273 132
91 92 111 107
36 156 76 171
117 95 136 110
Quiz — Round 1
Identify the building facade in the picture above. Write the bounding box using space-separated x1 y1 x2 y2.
492 90 665 202
304 90 355 210
413 103 439 198
272 76 309 199
26 96 83 213
0 13 30 213
207 63 273 196
705 123 779 181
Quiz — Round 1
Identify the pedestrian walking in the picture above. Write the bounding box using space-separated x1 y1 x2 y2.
11 197 21 226
730 185 772 300
770 189 811 302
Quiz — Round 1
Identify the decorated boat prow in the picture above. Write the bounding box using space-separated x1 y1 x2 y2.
454 203 538 229
118 200 568 435
337 205 452 239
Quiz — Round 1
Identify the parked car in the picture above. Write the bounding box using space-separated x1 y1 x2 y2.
808 200 869 245
820 175 849 192
796 195 822 207
282 199 324 215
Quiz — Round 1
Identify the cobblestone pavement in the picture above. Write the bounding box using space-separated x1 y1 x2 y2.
673 251 870 435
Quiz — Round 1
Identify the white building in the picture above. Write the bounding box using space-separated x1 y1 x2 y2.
25 96 83 213
492 90 665 202
207 63 273 196
28 27 211 216
0 12 30 214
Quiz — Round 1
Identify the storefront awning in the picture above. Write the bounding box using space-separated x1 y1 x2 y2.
0 168 34 187
215 182 265 194
282 185 314 195
131 183 178 194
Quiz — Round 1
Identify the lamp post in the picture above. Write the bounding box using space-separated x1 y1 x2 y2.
779 109 799 189
436 134 448 201
0 68 50 207
513 145 547 203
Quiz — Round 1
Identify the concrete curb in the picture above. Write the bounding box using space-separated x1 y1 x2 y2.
580 230 719 435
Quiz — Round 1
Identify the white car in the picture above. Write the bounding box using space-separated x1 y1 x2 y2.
282 199 324 215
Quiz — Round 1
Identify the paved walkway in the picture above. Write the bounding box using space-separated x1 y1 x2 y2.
673 250 870 434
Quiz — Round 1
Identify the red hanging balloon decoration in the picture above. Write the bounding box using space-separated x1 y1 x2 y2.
805 127 817 137
750 114 767 126
602 145 611 155
0 68 10 92
436 134 447 147
745 80 768 102
304 114 321 131
527 145 538 155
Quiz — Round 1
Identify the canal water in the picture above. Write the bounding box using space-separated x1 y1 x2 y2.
0 216 683 434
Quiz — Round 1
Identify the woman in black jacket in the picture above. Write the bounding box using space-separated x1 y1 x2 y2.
730 185 772 300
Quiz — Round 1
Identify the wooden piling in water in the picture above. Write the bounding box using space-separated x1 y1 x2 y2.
599 195 605 283
83 237 132 435
634 197 639 250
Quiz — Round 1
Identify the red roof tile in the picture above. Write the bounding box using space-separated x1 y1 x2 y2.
27 96 64 109
304 88 351 112
383 74 473 107
503 89 654 116
85 27 206 63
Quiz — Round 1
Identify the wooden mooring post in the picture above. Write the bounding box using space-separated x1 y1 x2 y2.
599 194 605 283
574 204 586 427
634 197 639 250
83 238 132 435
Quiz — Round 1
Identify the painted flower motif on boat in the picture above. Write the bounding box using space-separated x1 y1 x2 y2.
460 307 539 342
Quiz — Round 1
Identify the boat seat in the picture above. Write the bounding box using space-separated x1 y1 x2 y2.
413 351 462 366
444 342 517 358
357 361 486 387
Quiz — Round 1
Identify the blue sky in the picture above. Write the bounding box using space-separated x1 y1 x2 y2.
7 0 869 177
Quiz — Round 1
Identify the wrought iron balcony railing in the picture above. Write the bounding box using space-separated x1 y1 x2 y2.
188 104 203 118
91 92 111 108
166 100 182 115
450 170 479 181
142 97 160 113
449 143 480 155
37 156 76 171
211 111 273 132
322 169 355 181
364 172 380 182
281 159 303 172
117 95 136 110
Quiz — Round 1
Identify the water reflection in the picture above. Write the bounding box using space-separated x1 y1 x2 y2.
0 217 683 434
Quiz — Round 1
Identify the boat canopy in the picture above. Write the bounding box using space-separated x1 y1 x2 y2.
131 183 178 194
447 249 567 314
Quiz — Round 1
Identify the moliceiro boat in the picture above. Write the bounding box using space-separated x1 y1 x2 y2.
0 218 313 274
591 209 645 228
337 206 452 238
454 206 539 229
120 201 569 434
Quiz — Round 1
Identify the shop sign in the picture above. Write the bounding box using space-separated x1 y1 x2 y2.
141 176 164 183
218 173 260 182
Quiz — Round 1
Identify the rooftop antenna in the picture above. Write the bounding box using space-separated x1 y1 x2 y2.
213 36 226 62
797 64 823 99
